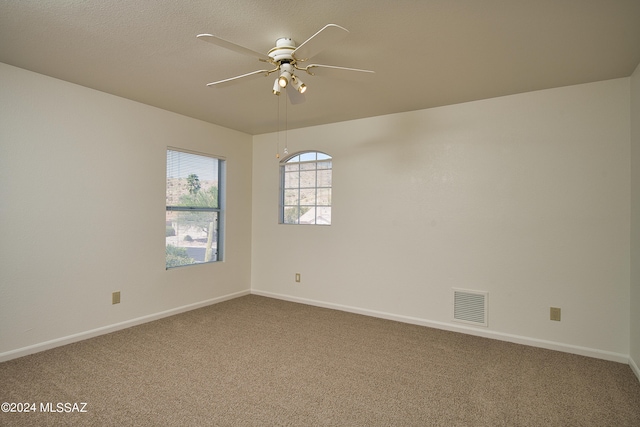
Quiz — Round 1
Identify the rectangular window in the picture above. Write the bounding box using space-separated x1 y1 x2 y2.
166 148 224 268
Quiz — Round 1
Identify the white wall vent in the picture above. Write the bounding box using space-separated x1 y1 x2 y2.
453 288 488 327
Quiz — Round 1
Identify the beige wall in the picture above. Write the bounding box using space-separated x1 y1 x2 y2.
1 61 635 367
0 63 253 359
252 78 631 361
631 63 640 378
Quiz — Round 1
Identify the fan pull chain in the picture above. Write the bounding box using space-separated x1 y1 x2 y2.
283 96 288 155
275 91 280 159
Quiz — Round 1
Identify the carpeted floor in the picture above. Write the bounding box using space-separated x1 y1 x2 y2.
1 295 639 426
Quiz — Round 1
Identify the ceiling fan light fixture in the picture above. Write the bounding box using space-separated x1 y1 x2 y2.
292 76 307 93
278 71 291 88
272 78 281 95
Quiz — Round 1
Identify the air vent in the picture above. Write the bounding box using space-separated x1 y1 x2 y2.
453 288 488 327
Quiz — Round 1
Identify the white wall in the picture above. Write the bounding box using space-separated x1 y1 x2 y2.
1 61 634 366
631 63 640 379
0 63 253 360
252 78 631 361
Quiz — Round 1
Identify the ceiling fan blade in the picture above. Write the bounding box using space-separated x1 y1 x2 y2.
292 24 349 62
206 69 272 87
304 64 375 81
197 34 270 62
286 84 306 105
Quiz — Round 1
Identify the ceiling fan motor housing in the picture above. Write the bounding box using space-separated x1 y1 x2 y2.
269 38 296 63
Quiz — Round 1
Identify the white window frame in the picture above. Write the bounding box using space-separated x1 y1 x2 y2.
166 148 225 269
279 151 332 225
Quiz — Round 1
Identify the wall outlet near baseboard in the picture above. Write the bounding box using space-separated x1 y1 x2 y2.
550 307 561 321
112 291 121 305
295 273 301 283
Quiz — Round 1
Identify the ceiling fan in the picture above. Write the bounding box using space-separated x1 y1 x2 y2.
197 24 374 103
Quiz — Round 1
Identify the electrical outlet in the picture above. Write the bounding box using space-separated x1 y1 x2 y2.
295 273 301 283
550 307 561 321
112 291 121 305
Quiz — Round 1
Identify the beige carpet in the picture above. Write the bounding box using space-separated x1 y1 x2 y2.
1 295 639 426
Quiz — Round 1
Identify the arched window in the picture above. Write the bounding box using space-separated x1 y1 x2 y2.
280 151 332 225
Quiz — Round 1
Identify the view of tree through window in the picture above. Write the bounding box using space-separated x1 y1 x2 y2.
280 151 332 225
166 149 224 268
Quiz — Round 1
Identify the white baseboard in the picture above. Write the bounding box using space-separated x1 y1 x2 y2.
251 290 630 365
0 289 250 363
630 356 640 383
4 288 635 381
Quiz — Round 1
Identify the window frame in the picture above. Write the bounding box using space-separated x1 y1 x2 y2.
166 148 225 269
279 151 332 226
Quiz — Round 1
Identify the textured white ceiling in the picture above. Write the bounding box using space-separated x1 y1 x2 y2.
1 0 639 135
